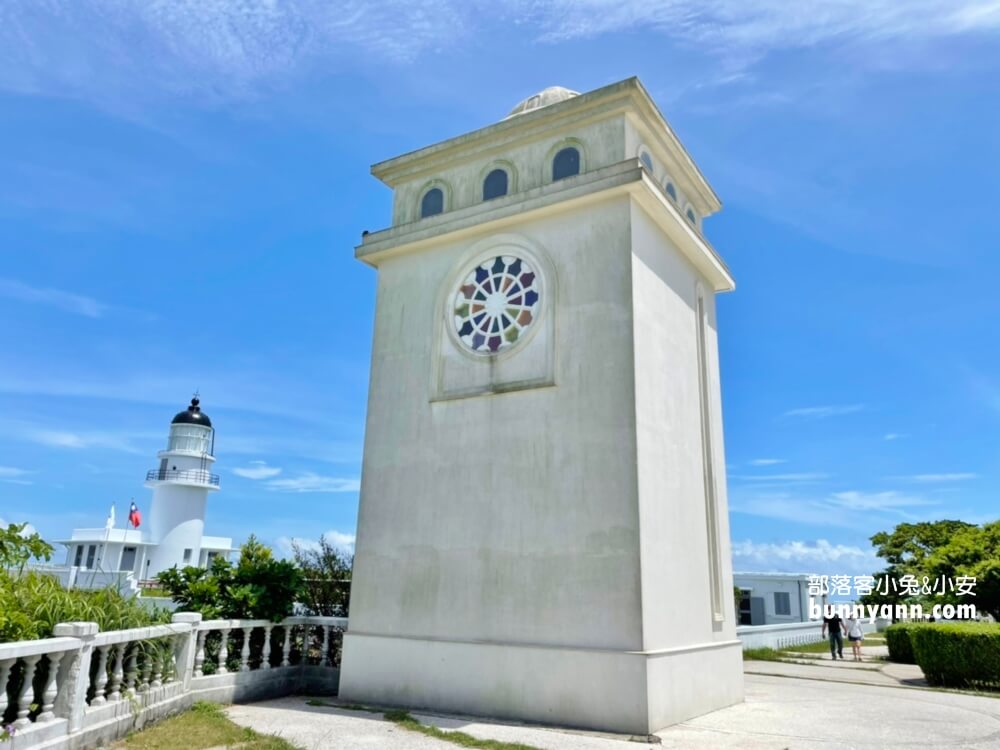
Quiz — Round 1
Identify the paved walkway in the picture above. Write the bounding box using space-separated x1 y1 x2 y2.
227 667 1000 750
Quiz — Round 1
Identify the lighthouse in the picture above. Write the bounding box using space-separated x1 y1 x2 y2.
58 397 234 586
143 396 221 578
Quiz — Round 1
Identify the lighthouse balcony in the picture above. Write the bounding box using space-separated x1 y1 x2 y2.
145 468 220 488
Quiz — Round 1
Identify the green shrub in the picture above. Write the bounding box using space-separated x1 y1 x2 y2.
911 622 1000 688
884 623 924 664
0 570 166 643
157 535 302 621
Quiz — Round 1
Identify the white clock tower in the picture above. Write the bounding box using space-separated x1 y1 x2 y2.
339 79 743 734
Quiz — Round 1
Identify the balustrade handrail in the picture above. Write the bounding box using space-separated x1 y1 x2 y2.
92 622 193 647
0 636 80 660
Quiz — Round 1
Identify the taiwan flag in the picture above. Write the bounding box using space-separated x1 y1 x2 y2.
128 502 142 528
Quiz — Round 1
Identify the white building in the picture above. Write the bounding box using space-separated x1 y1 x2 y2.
340 79 743 735
56 398 233 588
734 572 812 626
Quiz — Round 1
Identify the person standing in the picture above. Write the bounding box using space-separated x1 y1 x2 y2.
846 613 864 661
822 609 844 660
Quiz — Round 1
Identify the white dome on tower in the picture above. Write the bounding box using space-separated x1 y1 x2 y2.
505 86 580 119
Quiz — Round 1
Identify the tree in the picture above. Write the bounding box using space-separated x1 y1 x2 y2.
925 521 1000 621
292 535 353 617
158 535 303 621
862 519 996 620
0 522 54 574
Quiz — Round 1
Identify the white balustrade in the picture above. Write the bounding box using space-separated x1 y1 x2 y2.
0 614 346 750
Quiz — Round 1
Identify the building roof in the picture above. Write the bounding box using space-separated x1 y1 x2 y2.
172 396 212 428
505 87 580 119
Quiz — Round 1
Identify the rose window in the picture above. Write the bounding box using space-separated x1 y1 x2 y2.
453 255 540 353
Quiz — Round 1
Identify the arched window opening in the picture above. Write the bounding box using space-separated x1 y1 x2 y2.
552 147 580 181
483 169 509 201
686 207 698 226
640 152 653 172
421 187 444 218
665 182 677 202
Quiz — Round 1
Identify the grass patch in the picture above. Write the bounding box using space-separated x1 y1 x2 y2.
385 710 543 750
118 701 300 750
742 647 785 661
306 700 545 750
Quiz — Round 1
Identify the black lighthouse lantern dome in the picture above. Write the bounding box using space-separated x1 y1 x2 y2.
171 396 212 428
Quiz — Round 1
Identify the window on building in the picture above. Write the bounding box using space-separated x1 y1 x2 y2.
774 591 791 616
686 207 698 226
640 151 653 172
74 545 84 566
420 187 444 218
183 548 192 563
86 545 97 569
483 169 509 201
665 181 677 202
552 147 580 181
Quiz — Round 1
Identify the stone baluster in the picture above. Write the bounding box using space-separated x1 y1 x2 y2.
239 627 252 672
281 625 292 668
194 631 207 677
0 658 15 724
13 654 41 728
37 651 66 722
169 635 180 682
321 625 331 667
151 642 164 687
124 644 139 697
108 643 125 702
217 628 231 674
261 625 273 670
139 645 152 692
90 645 111 705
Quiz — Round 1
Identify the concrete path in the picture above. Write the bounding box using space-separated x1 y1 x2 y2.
227 671 1000 750
745 658 927 688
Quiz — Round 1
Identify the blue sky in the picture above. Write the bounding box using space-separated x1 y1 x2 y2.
0 1 998 575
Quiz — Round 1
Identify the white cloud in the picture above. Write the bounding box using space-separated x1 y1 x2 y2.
26 429 143 454
883 433 906 441
0 278 107 317
905 473 978 483
232 461 282 480
2 1 999 102
265 472 360 493
731 488 938 528
829 490 935 512
732 538 879 575
749 458 786 466
275 529 356 558
783 404 865 418
0 466 30 478
733 472 829 482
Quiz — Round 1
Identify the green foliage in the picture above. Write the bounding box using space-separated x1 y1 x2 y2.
0 522 54 574
292 535 352 617
884 622 925 664
862 519 998 619
0 570 165 643
157 536 303 621
910 622 1000 688
925 521 1000 621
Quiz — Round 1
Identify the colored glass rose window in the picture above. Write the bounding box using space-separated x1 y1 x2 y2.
453 255 540 353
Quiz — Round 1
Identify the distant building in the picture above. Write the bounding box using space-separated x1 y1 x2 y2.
734 572 812 626
55 397 233 590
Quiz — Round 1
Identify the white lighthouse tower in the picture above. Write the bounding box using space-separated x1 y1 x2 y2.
143 396 221 578
58 396 233 588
